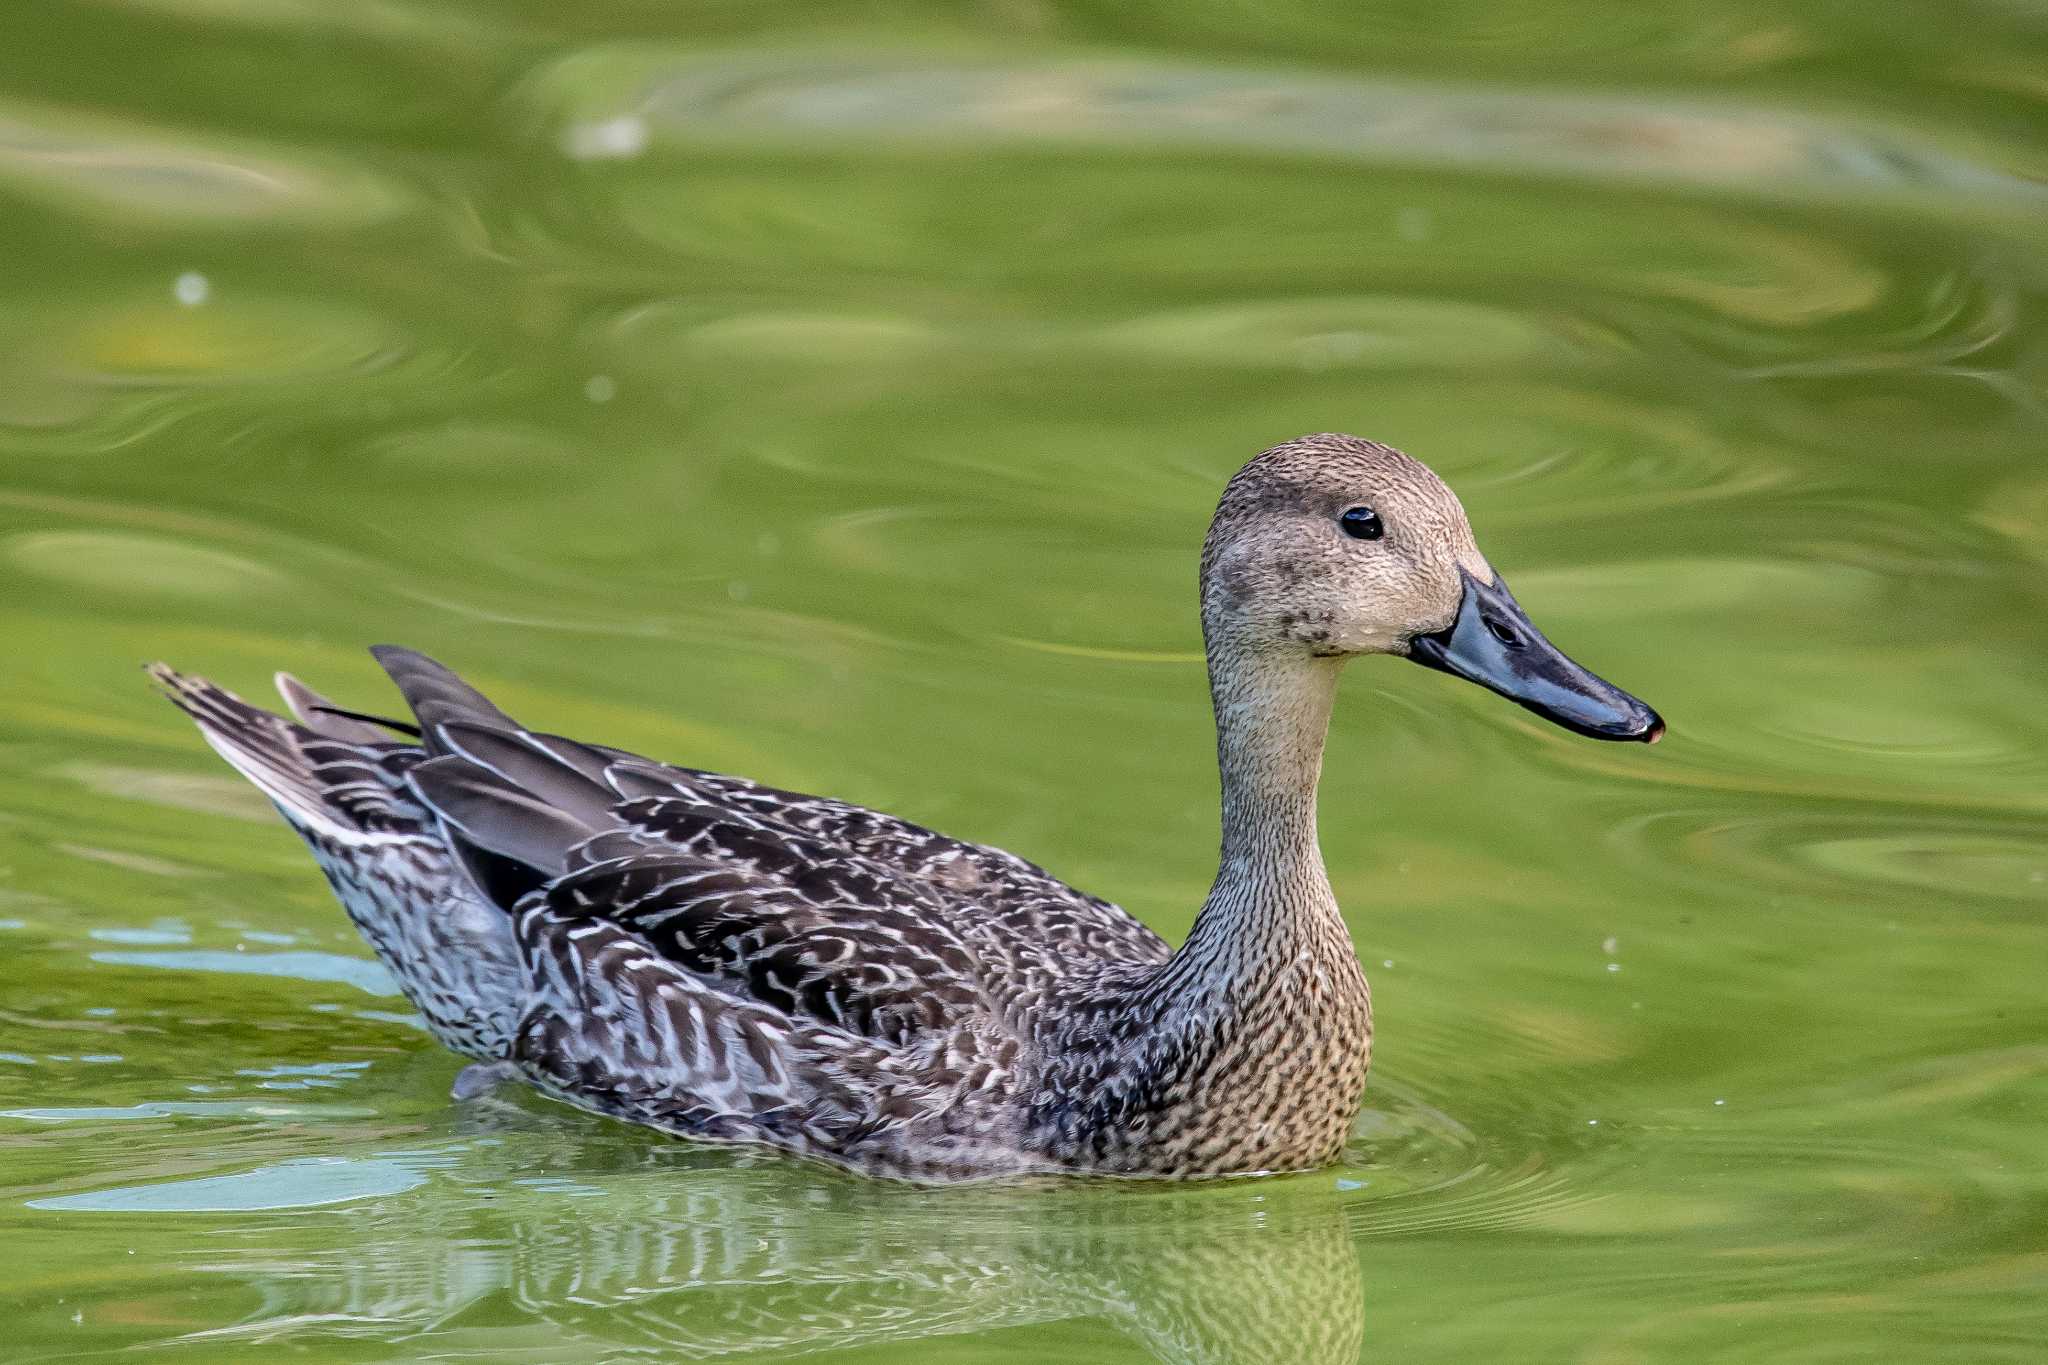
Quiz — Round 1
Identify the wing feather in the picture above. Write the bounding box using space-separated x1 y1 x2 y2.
348 648 1167 1049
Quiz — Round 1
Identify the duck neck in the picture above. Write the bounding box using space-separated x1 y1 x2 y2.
1160 646 1347 1000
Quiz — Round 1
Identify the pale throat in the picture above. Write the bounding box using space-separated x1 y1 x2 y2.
1161 643 1350 997
1209 646 1342 874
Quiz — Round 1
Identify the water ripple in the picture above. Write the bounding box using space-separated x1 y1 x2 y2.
29 1154 433 1213
0 99 413 227
522 50 2047 207
1609 807 2048 907
88 949 401 997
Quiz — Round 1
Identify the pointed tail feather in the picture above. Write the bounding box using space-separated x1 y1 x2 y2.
149 663 425 840
149 664 344 826
276 672 418 744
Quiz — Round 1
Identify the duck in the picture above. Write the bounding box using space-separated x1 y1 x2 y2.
151 433 1662 1182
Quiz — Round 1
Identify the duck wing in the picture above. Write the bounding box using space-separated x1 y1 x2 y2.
375 649 1166 1049
581 758 1169 967
372 645 1165 963
404 727 983 1038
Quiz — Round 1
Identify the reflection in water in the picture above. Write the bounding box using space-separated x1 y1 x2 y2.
175 1130 1366 1364
0 101 411 226
528 50 2045 206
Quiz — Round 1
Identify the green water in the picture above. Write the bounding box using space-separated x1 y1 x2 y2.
3 2 2046 1360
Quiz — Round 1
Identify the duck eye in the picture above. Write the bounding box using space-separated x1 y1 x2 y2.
1339 506 1383 541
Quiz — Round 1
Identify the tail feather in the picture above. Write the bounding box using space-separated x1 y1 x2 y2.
150 664 338 825
149 663 425 840
276 672 416 744
151 657 528 1061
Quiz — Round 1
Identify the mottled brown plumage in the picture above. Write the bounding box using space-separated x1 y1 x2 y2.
151 434 1660 1181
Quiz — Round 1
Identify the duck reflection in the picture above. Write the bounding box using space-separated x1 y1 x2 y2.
189 1121 1366 1363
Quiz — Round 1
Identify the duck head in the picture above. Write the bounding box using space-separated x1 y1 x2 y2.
1200 433 1663 743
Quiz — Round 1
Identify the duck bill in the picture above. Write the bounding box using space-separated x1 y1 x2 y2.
1407 569 1664 743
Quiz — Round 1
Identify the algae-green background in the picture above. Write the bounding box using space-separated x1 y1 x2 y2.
1 3 2045 1360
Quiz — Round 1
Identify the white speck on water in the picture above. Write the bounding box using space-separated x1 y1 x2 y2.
1602 936 1619 955
562 114 649 161
583 374 616 403
1381 959 1394 969
1587 1118 1599 1126
1605 962 1621 973
1714 1098 1726 1106
173 271 209 306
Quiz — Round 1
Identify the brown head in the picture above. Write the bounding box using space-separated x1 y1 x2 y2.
1201 434 1663 743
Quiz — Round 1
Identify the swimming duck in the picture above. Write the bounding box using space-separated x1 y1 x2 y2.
152 434 1661 1181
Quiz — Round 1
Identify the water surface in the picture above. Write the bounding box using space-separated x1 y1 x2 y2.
2 2 2045 1360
